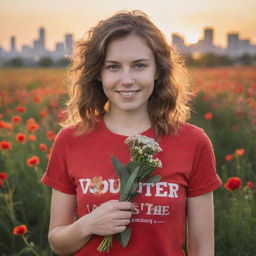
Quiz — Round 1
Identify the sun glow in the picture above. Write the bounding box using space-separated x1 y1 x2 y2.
184 34 199 45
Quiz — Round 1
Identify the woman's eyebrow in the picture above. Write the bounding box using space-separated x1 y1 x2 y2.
133 58 151 63
104 58 151 63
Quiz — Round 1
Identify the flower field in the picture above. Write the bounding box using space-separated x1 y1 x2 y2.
0 67 255 255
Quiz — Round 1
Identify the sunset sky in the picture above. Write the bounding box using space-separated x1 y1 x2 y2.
1 0 255 51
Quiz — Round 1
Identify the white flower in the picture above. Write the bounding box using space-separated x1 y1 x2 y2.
125 134 162 154
124 134 162 168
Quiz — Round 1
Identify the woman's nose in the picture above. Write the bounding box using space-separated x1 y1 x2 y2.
120 70 134 85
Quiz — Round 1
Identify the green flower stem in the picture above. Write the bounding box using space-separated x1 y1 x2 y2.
97 235 113 252
21 235 40 256
34 165 50 208
5 180 16 223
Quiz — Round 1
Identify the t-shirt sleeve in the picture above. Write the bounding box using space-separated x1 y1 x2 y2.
187 130 222 197
41 129 76 194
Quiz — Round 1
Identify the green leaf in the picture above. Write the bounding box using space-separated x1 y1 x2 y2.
138 165 154 179
144 175 161 183
112 156 129 193
127 161 139 170
120 166 140 201
17 247 33 256
112 156 124 170
115 227 132 248
130 182 139 194
128 191 140 201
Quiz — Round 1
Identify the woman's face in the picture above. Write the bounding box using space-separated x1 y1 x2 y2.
100 34 157 115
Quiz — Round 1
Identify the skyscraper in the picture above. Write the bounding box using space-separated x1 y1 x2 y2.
64 34 73 56
39 27 45 50
55 42 65 59
204 28 213 45
172 33 185 47
227 33 239 49
227 33 240 57
10 36 17 52
171 33 186 53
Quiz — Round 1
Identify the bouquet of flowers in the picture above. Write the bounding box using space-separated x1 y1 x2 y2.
97 134 162 252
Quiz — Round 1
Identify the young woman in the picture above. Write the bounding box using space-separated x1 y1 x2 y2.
41 10 222 256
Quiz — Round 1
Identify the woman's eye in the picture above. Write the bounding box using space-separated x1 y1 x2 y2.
134 63 147 69
106 65 119 70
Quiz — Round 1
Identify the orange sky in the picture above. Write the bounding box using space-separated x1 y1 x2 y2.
1 0 255 51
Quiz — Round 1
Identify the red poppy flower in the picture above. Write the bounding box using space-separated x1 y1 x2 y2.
33 96 41 103
0 141 12 150
2 122 14 131
27 122 39 133
0 180 4 188
27 156 40 167
12 115 22 124
26 118 39 133
57 111 66 121
0 120 5 128
29 134 37 142
40 111 48 118
224 177 242 191
204 112 213 120
246 181 254 189
50 101 58 108
235 148 245 156
0 172 8 180
39 143 47 151
225 154 233 161
16 133 27 144
13 225 27 235
15 106 26 113
47 131 56 141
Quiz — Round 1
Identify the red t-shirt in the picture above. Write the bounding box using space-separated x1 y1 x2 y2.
41 117 222 256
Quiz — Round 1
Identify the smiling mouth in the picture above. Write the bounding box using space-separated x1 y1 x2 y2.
116 90 141 96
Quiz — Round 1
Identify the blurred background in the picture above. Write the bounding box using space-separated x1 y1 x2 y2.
1 0 256 67
0 1 255 255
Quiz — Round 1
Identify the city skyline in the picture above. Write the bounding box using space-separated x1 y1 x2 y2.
1 25 255 64
0 26 254 52
1 24 255 53
1 0 255 50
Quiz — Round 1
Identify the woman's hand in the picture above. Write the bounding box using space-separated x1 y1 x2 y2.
48 190 133 255
86 200 134 236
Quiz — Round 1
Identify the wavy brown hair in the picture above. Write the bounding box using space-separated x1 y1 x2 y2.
62 10 193 137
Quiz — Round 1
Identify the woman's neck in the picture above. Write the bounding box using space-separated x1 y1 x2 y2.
103 109 152 136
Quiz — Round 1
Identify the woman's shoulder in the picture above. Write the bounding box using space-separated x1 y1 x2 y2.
56 122 100 142
178 122 204 134
53 125 80 145
57 125 76 137
176 122 211 143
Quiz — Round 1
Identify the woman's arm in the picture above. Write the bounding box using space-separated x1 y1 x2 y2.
186 192 215 256
48 189 133 255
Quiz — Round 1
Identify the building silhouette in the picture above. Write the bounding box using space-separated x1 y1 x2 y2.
39 27 45 50
0 26 255 65
204 28 213 45
10 36 17 52
0 27 74 64
65 34 73 56
171 27 256 58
